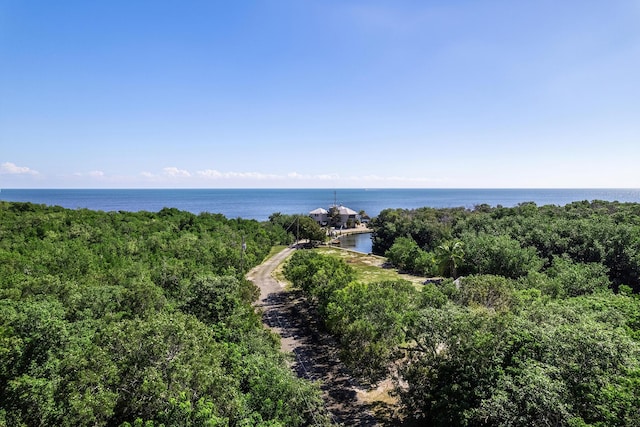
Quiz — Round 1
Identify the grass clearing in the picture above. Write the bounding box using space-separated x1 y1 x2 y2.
315 246 426 287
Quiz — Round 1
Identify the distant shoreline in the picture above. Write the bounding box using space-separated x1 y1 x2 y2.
2 188 639 221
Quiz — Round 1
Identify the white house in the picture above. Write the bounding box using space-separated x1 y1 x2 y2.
309 205 358 228
335 205 358 228
309 208 329 226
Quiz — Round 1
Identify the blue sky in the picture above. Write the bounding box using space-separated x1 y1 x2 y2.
1 1 639 188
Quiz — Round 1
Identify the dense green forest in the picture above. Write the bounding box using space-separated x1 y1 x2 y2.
5 200 640 426
285 201 640 426
0 202 329 426
372 201 640 293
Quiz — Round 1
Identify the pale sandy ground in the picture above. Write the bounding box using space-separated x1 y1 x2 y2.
330 223 372 236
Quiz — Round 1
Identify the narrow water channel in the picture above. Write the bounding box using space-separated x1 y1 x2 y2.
337 232 373 254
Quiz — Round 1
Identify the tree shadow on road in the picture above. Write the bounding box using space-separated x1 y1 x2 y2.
262 289 385 426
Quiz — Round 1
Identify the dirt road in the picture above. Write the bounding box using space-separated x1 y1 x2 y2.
247 247 378 426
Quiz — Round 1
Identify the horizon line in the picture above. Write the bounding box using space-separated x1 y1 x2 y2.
2 187 640 191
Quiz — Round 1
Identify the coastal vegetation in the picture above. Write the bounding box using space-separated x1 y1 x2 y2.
4 199 640 426
285 201 640 426
267 213 326 244
371 201 640 292
0 202 329 426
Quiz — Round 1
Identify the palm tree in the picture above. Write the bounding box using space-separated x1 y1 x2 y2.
435 240 465 278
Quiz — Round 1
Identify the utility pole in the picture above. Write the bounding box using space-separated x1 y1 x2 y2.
284 217 299 247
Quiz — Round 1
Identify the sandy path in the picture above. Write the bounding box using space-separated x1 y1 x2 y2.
247 247 299 353
247 247 378 426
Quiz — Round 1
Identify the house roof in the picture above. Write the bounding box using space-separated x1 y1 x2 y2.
309 208 328 215
336 205 357 215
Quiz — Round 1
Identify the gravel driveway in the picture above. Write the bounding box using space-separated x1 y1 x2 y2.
247 247 378 426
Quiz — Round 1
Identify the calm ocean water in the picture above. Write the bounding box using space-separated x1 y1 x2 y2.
1 189 639 222
338 232 375 254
